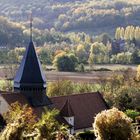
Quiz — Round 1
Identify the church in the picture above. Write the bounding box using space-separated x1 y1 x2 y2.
0 19 108 134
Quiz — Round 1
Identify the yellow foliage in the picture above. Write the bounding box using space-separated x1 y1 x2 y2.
136 65 140 81
93 108 133 140
76 44 85 52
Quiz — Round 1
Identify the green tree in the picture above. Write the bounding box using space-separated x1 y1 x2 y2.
77 63 85 72
88 45 94 69
88 42 110 64
132 50 140 64
37 47 52 64
125 110 140 121
47 80 74 97
76 44 88 64
53 52 78 72
36 109 69 140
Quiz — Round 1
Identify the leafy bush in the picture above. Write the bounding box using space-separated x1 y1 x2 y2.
0 102 69 140
76 63 85 72
125 110 140 121
93 108 133 140
47 80 74 97
53 52 78 72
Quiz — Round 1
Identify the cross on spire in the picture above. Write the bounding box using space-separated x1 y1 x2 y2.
30 12 33 42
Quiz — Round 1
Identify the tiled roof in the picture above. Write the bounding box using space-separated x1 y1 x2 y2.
0 91 28 105
0 91 47 118
0 91 108 130
0 91 69 126
51 92 108 130
60 99 74 117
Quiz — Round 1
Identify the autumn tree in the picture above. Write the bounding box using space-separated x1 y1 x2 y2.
93 108 133 140
76 44 88 63
136 65 140 81
0 102 37 140
0 102 70 140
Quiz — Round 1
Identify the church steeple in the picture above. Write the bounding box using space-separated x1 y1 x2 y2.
14 14 51 107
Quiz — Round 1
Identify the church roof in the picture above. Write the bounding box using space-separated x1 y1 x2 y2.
60 99 74 117
14 41 46 88
0 91 108 130
0 91 50 118
51 92 108 130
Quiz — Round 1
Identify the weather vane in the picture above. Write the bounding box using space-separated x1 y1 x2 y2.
30 12 33 42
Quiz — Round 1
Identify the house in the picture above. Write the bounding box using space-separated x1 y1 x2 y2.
0 19 108 134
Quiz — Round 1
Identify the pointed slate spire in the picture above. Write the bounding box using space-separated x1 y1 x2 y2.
14 41 46 88
60 99 74 117
14 14 51 107
14 13 46 88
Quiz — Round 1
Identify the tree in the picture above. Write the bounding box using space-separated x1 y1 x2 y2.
77 63 85 72
76 44 88 64
36 109 69 140
132 50 140 64
1 102 37 140
37 47 52 64
88 45 94 69
125 110 140 121
136 65 140 81
115 27 121 40
0 102 70 140
53 52 78 72
93 108 133 140
88 42 110 65
47 80 74 97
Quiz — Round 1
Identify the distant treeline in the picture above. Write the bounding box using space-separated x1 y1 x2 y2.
0 0 140 34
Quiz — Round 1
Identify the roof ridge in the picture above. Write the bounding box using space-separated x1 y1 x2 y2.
60 99 74 117
50 92 100 99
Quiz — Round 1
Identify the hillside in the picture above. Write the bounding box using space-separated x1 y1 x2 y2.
0 0 140 35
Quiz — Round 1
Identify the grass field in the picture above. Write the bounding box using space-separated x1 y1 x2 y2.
0 64 138 83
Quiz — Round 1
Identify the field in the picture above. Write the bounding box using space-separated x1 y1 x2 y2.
46 64 137 83
0 64 137 83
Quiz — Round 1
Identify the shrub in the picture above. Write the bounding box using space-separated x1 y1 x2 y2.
53 52 78 72
125 110 140 121
93 108 133 140
77 63 85 72
47 80 74 97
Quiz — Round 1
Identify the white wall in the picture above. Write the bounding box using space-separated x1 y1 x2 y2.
0 95 9 114
64 116 74 134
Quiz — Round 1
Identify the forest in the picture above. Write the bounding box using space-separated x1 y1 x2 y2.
0 17 140 69
0 0 140 35
0 0 140 67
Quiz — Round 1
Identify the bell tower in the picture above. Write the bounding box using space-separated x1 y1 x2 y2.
14 13 51 107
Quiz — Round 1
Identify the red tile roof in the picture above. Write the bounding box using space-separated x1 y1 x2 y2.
51 92 108 130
